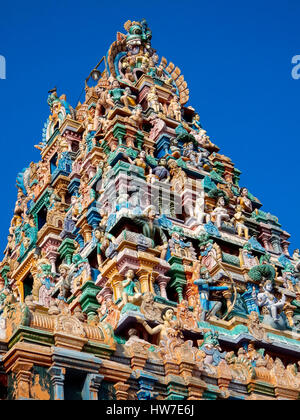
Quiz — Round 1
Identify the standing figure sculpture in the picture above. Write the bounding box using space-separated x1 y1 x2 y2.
232 205 249 239
194 267 231 321
147 86 161 113
237 187 253 213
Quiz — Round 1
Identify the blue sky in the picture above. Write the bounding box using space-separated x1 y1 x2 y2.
0 0 299 255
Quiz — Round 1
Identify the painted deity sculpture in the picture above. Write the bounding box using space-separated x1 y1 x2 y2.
232 205 249 239
125 104 143 130
168 96 181 121
198 234 218 271
133 205 168 259
94 227 116 267
168 231 196 259
148 158 170 183
194 267 231 321
121 269 142 308
147 86 161 114
193 192 210 224
137 307 183 346
1 19 300 401
198 330 227 367
211 196 230 229
237 187 253 213
168 159 188 194
38 264 56 308
252 280 286 323
148 113 166 141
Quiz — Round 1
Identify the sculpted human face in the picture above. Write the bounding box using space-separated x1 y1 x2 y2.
163 309 174 322
59 266 67 276
112 80 120 88
218 197 225 206
265 282 273 292
99 208 106 217
126 270 135 279
148 208 156 220
159 158 166 167
241 188 248 197
94 229 102 240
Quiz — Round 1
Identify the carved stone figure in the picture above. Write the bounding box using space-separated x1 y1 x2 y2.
168 159 188 194
232 205 249 239
193 193 210 225
148 113 166 141
147 86 161 113
121 269 142 308
168 231 196 259
140 292 161 322
211 196 230 229
194 268 231 321
168 96 181 121
197 330 227 368
133 205 168 259
252 280 286 323
247 311 269 341
149 158 170 183
237 187 252 213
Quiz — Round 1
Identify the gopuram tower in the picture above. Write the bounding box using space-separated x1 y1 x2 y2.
0 19 299 400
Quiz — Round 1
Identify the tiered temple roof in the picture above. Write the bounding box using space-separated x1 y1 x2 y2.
0 19 299 400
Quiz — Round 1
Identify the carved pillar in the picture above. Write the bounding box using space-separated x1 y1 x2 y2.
168 256 186 303
12 362 33 400
47 250 59 273
78 219 93 243
82 373 104 400
136 268 154 295
114 382 130 400
217 360 232 397
135 370 158 400
42 237 62 273
281 240 290 257
113 123 127 147
156 275 168 299
58 238 76 265
48 366 65 400
186 377 206 400
258 231 273 252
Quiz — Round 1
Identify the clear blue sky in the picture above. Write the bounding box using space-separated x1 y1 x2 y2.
0 0 299 255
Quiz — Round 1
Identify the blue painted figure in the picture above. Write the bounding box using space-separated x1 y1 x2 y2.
194 267 230 321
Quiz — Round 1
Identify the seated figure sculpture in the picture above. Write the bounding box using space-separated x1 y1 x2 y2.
148 158 170 183
211 196 230 229
121 269 142 309
132 205 168 259
198 330 227 367
252 280 286 323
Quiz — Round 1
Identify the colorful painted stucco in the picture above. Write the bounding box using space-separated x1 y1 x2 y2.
0 19 299 400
